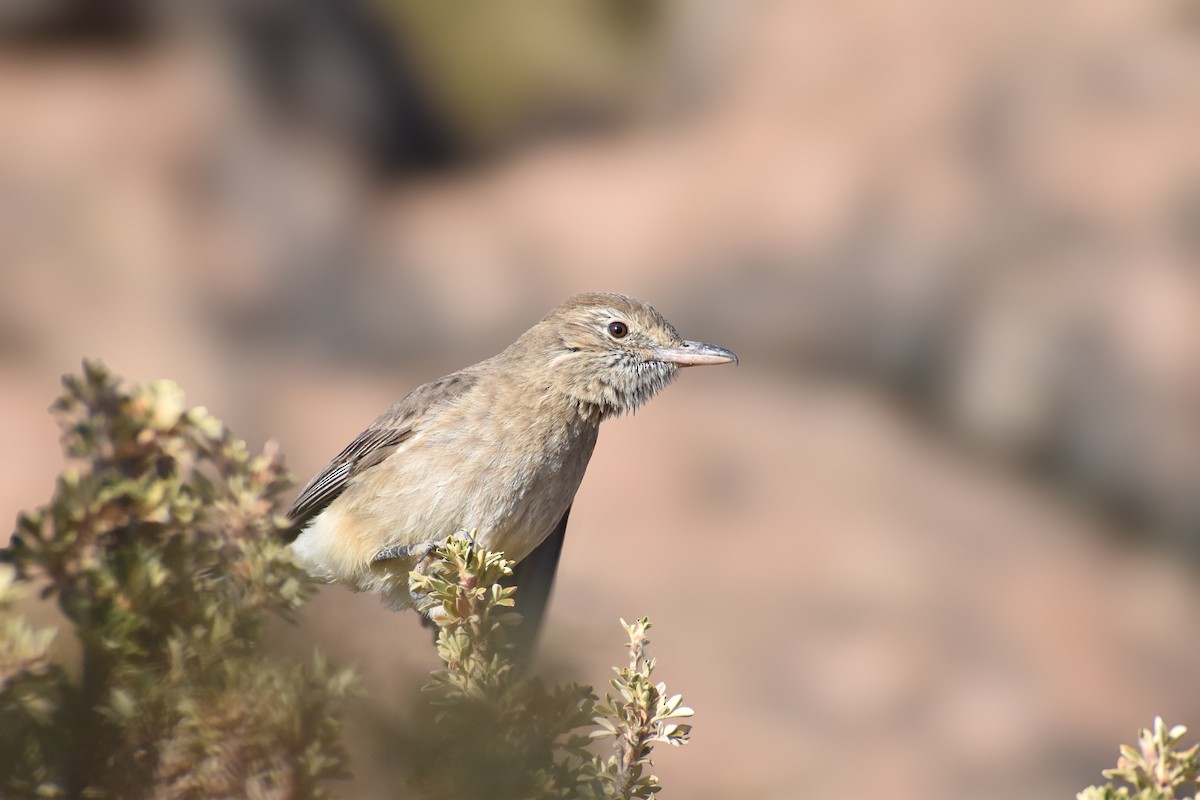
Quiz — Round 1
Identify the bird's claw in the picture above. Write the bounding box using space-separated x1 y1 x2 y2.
448 529 477 547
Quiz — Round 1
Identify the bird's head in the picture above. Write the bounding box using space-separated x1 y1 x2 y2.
512 292 738 421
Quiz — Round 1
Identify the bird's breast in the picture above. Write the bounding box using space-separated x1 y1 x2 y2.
350 400 599 563
291 382 601 603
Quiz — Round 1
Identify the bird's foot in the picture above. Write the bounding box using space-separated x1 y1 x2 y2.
372 542 426 563
372 529 477 564
376 530 479 618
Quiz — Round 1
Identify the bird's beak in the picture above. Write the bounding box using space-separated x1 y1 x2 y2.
653 340 739 367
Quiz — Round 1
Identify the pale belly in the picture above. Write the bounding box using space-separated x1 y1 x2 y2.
290 419 599 606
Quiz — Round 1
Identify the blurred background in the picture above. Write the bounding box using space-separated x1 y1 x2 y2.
2 0 1200 797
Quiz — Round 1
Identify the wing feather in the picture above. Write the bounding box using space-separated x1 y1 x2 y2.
283 370 479 539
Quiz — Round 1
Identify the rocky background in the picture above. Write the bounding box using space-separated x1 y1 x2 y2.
2 1 1199 798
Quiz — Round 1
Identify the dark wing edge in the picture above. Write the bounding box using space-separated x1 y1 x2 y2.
282 426 414 541
504 505 570 669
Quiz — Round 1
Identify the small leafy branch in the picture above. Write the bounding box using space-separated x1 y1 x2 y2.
409 538 694 800
584 616 694 798
0 361 353 799
1080 718 1200 800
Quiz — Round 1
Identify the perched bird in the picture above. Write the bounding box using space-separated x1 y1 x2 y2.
284 292 736 649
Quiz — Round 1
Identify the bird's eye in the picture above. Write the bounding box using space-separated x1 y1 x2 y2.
607 321 629 339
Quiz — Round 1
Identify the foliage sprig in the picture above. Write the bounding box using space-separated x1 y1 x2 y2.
1080 718 1200 800
409 538 694 800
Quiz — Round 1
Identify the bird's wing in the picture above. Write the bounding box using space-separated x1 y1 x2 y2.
283 371 479 540
505 504 570 668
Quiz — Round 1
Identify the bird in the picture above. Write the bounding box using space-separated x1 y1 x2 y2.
284 292 737 651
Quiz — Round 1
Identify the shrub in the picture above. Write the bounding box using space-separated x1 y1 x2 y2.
0 361 353 799
0 361 693 799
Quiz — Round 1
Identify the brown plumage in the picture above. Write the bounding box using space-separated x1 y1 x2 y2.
285 292 736 652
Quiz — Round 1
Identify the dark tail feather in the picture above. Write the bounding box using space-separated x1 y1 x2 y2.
504 506 570 670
